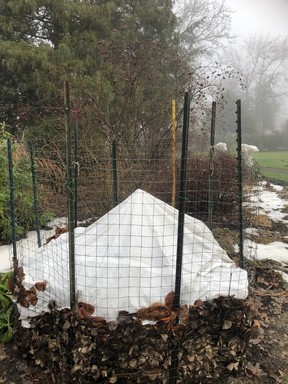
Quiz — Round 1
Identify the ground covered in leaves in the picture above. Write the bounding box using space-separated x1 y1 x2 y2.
0 261 287 384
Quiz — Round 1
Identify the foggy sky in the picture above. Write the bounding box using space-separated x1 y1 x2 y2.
226 0 288 40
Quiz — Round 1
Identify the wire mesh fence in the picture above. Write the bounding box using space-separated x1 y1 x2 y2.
3 93 262 382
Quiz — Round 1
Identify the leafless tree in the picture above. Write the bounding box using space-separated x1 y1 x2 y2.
176 0 235 59
220 35 288 132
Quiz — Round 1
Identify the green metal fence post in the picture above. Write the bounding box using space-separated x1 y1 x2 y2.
208 101 216 229
28 141 41 248
236 100 244 269
169 91 191 384
73 121 79 229
112 140 118 207
7 139 17 262
64 80 76 309
174 91 190 309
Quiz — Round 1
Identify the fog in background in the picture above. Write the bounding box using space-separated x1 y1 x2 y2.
216 0 288 148
227 0 288 39
225 0 288 130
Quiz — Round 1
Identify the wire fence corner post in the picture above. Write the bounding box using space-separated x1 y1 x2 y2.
169 91 190 384
174 91 190 308
64 80 76 309
236 99 244 269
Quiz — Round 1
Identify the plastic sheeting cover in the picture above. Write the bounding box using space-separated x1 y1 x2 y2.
19 189 248 326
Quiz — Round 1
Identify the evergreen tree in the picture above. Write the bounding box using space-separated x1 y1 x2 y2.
0 0 233 158
0 0 186 159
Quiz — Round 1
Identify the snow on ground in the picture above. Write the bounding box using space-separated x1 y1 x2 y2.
247 182 287 222
242 241 288 264
242 183 288 282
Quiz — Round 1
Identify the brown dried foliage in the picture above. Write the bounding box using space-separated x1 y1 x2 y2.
15 296 253 383
44 225 68 245
9 259 48 309
184 151 257 219
145 151 258 228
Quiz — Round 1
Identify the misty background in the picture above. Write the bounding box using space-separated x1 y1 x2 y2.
176 0 288 151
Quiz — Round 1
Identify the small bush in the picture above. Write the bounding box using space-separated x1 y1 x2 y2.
149 151 258 228
0 123 52 243
0 272 17 343
184 151 258 225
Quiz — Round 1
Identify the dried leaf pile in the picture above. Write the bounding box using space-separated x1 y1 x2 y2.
7 259 48 309
15 296 253 383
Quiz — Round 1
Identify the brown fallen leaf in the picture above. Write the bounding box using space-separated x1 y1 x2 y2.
44 225 68 245
222 320 232 330
19 296 30 308
26 286 38 306
253 319 261 328
171 323 186 339
157 310 178 324
34 281 48 292
227 361 239 371
249 326 262 339
278 369 286 377
193 299 204 307
78 302 95 316
245 362 266 378
136 302 171 321
26 286 36 295
89 316 106 326
144 370 160 381
164 291 175 308
16 267 25 283
14 285 26 295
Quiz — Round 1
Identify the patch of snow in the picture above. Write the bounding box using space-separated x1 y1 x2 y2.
244 227 259 236
279 271 288 284
271 184 284 192
245 241 288 264
247 184 287 223
238 183 288 266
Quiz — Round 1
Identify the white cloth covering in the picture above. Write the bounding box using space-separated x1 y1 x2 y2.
19 189 248 326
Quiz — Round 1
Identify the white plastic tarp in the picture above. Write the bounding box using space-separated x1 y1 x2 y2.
19 189 248 325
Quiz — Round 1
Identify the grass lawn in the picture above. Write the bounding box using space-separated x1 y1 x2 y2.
252 151 288 183
252 151 288 169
